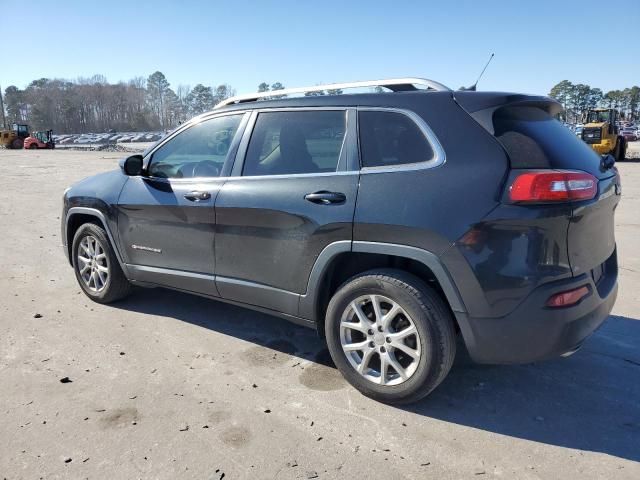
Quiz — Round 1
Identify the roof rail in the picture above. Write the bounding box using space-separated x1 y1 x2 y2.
215 77 451 108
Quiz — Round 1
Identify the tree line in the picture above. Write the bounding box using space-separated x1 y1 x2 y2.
549 80 640 124
1 73 283 134
10 74 635 133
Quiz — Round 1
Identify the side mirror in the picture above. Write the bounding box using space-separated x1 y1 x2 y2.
121 155 143 176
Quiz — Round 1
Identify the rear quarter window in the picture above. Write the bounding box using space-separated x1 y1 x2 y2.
358 111 434 168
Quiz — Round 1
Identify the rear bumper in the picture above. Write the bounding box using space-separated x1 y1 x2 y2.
456 251 618 364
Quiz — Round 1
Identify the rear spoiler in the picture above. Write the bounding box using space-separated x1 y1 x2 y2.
453 92 562 135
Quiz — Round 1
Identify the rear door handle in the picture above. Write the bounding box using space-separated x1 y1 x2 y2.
304 191 346 205
184 191 211 201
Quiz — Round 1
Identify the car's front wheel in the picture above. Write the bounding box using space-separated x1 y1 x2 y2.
325 269 456 404
72 223 132 303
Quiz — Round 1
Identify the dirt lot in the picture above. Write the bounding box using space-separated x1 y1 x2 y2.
1 145 639 479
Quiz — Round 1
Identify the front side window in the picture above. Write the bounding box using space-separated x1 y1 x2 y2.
358 111 434 168
148 114 243 179
242 110 346 176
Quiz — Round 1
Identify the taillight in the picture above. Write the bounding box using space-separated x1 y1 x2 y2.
546 285 590 308
509 170 597 203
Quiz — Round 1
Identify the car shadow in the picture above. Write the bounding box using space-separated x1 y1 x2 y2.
114 287 333 365
406 314 640 463
114 288 640 462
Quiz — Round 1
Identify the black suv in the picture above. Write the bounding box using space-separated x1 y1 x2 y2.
61 78 620 404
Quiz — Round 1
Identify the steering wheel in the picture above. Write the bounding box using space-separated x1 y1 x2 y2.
191 161 220 178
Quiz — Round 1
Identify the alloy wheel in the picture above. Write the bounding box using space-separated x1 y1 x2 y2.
77 235 109 292
339 294 422 386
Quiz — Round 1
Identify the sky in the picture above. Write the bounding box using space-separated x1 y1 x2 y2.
2 0 639 96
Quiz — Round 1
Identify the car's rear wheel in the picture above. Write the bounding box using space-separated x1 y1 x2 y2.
325 269 456 404
72 223 132 303
619 138 627 161
614 138 625 162
29 143 38 149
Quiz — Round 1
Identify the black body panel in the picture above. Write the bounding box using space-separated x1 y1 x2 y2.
214 174 358 299
458 249 617 364
568 174 620 276
62 170 128 255
116 176 225 295
117 177 223 274
442 202 574 318
354 94 508 255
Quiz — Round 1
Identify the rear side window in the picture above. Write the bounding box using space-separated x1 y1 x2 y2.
358 111 434 168
493 106 602 172
242 111 346 176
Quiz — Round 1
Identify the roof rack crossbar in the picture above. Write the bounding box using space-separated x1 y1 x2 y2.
215 77 451 108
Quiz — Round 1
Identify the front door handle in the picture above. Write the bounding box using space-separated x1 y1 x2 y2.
184 191 211 202
304 191 346 205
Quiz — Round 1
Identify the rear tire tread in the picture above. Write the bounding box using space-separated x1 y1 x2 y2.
326 268 456 404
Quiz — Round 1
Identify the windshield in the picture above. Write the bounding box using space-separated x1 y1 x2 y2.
586 110 612 123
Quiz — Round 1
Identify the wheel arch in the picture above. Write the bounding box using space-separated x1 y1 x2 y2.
300 241 467 337
65 207 127 273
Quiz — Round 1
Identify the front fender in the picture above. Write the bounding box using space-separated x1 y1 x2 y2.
61 168 129 269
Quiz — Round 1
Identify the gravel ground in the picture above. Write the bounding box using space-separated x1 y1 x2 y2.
1 145 639 479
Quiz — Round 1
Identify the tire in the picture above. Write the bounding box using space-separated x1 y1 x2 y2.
12 138 23 149
71 223 132 303
325 269 456 404
29 143 38 149
614 137 626 162
619 138 627 161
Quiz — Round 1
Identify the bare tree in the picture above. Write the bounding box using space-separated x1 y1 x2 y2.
146 71 170 128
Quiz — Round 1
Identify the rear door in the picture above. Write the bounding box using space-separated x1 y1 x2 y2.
116 113 247 294
214 108 358 316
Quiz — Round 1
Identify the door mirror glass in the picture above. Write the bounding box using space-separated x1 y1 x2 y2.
122 155 143 176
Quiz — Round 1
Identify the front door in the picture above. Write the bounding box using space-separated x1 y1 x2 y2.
116 113 247 295
214 109 358 316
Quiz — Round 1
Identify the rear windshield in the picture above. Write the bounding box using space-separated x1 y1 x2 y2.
493 106 604 175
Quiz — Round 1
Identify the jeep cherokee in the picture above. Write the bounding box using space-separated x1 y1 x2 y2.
61 78 620 404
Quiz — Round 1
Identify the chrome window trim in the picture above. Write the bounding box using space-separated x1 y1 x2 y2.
225 171 359 181
356 107 446 174
141 106 445 181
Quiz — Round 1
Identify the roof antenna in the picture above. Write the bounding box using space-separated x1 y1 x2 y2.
459 53 494 91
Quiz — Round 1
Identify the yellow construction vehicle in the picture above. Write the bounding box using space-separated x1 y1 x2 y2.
0 123 30 149
580 108 627 161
